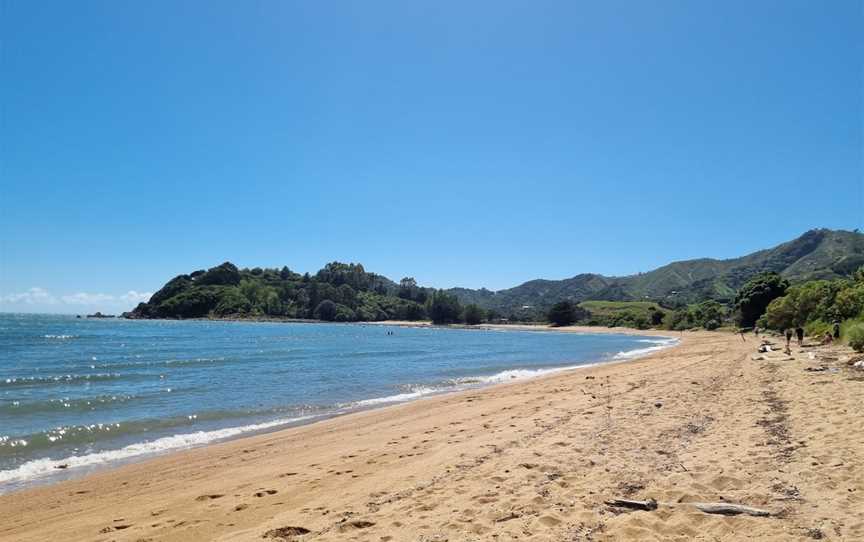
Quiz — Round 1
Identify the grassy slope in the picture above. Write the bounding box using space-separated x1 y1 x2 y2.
450 229 864 314
578 300 668 320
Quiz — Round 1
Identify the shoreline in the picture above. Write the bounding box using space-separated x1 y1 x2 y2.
0 324 678 494
95 312 679 338
3 330 860 541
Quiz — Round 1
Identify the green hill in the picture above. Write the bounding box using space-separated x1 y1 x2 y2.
126 262 427 322
130 229 863 322
447 229 864 317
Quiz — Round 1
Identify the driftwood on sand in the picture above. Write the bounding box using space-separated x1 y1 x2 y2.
607 497 773 517
691 502 773 517
605 498 658 511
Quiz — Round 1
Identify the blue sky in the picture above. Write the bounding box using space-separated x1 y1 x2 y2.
1 0 862 313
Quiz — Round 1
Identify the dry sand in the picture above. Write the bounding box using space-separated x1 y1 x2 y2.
1 327 862 541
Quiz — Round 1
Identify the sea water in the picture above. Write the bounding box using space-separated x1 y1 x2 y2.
0 314 676 492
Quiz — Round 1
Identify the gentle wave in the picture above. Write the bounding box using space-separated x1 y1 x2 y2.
347 338 680 407
0 390 176 415
0 414 316 489
43 334 77 340
88 356 230 370
614 337 679 359
350 387 440 407
1 373 125 388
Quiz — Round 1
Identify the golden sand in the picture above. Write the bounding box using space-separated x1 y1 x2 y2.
1 327 862 541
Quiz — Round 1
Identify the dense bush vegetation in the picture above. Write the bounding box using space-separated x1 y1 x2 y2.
575 301 664 329
733 272 789 328
427 291 463 324
462 304 484 326
757 266 864 346
129 262 430 323
847 324 864 352
667 300 726 330
547 301 579 326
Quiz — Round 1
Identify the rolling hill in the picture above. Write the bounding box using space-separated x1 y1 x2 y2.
446 229 864 316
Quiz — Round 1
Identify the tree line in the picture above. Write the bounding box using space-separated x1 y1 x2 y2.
128 262 492 326
544 267 864 351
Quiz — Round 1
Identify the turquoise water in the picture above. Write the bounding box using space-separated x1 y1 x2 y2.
0 314 675 492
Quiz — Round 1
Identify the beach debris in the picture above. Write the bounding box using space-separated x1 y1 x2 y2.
494 511 521 522
805 367 827 372
605 498 658 511
692 502 773 517
654 402 663 408
806 527 825 539
263 526 312 540
604 498 772 517
54 463 68 469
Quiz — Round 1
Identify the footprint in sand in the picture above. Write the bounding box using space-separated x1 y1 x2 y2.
263 526 311 540
254 489 278 497
99 524 132 533
195 494 225 501
338 520 376 532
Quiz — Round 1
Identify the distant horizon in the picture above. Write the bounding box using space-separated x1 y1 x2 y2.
2 1 861 314
2 226 859 315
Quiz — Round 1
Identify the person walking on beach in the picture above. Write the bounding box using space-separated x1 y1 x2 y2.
785 328 793 350
795 326 804 346
833 321 841 340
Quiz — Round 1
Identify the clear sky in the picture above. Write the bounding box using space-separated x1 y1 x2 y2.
1 0 862 314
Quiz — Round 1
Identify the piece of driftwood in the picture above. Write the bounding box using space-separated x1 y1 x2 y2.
605 498 658 511
692 502 772 517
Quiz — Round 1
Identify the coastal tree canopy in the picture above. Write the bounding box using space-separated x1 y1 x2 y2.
463 304 484 325
547 300 578 326
734 272 789 328
128 261 428 323
428 291 462 325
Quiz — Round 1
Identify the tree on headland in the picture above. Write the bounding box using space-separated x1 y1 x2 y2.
733 272 789 328
428 291 462 324
463 304 484 325
649 307 665 326
313 300 337 321
547 300 578 326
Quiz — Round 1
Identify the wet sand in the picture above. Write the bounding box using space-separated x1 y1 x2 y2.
1 327 862 541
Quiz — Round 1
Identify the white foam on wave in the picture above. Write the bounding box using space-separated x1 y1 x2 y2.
43 334 76 340
0 414 315 491
352 336 680 408
614 337 679 359
636 338 675 344
470 365 586 384
352 387 439 407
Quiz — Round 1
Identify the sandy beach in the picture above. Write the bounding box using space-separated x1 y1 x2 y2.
1 327 862 541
